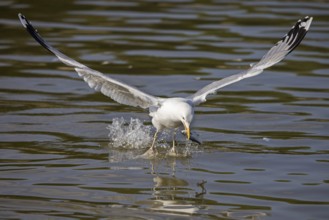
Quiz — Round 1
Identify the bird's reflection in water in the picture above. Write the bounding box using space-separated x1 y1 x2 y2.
105 116 205 214
149 159 267 218
105 118 264 217
145 158 207 215
107 148 268 218
107 144 207 215
151 175 196 214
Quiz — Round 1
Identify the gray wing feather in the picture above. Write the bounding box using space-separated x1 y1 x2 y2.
189 16 313 105
75 68 159 108
18 13 160 109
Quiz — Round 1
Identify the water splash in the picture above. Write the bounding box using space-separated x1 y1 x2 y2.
107 117 153 149
106 117 201 162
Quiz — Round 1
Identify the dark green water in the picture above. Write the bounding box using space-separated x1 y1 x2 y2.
1 0 328 219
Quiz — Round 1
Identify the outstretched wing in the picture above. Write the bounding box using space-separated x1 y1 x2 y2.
188 16 313 105
18 13 162 109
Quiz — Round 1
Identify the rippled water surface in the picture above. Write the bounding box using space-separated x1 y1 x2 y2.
1 0 329 219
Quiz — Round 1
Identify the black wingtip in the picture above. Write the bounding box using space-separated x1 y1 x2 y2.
18 13 29 28
18 13 55 54
283 16 313 54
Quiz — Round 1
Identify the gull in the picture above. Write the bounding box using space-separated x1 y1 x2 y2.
18 14 312 157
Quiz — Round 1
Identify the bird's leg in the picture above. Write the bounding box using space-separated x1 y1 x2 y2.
168 129 178 156
142 130 158 158
172 131 177 153
150 130 159 153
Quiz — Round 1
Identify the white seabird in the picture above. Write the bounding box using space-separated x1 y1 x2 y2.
18 14 312 157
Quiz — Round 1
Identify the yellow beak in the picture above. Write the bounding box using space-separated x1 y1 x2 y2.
182 120 190 140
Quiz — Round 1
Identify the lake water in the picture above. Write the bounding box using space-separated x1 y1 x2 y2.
1 0 328 219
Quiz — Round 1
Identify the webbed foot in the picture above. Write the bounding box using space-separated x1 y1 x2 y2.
167 146 179 157
140 147 158 159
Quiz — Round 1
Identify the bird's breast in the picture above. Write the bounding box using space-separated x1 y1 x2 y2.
150 98 193 130
153 111 181 129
